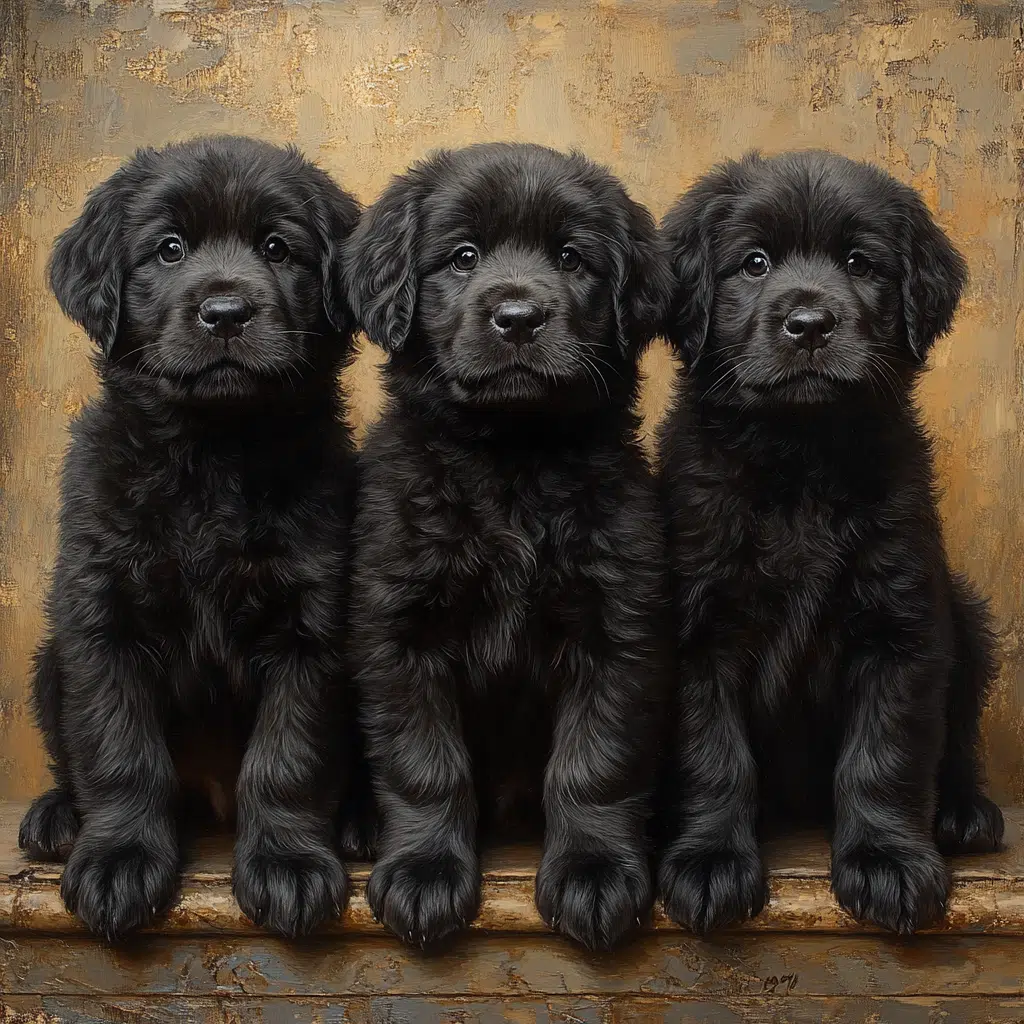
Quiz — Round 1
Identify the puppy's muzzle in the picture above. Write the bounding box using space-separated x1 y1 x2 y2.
783 306 836 352
490 298 546 346
199 295 253 340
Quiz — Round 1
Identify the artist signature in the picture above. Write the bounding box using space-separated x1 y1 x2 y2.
761 973 798 994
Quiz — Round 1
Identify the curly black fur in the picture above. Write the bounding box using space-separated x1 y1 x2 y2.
18 135 373 940
344 142 674 951
656 150 1003 937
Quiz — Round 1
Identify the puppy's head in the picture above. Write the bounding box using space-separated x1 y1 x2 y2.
49 135 359 405
345 142 672 414
662 150 967 408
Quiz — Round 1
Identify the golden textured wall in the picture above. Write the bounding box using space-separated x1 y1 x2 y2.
0 0 1021 801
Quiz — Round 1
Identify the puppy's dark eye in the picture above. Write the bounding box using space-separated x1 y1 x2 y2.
262 235 289 263
846 252 871 278
158 237 185 264
558 247 582 273
451 245 479 273
742 251 770 278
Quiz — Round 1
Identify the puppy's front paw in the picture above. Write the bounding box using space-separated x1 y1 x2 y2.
61 836 178 940
831 842 949 934
535 849 651 951
367 848 478 947
658 845 766 935
936 793 1004 855
233 840 347 937
19 788 79 862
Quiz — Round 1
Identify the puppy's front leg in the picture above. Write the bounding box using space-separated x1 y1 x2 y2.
20 639 80 861
58 636 179 940
363 647 479 947
537 646 659 951
657 654 765 935
233 645 347 937
831 615 949 934
934 574 1004 854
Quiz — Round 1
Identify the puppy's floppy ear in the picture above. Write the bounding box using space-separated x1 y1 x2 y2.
659 184 719 368
613 197 675 355
49 153 151 357
900 193 968 361
343 171 421 353
301 161 362 333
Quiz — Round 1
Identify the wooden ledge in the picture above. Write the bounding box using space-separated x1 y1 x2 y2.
0 802 1022 937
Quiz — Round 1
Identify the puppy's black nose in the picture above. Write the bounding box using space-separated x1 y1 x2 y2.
491 299 546 343
784 306 836 351
199 295 253 339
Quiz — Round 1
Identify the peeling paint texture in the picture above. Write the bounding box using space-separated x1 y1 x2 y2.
0 0 1022 803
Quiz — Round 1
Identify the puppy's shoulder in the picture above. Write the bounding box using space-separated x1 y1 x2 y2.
655 390 738 495
357 405 461 481
60 396 140 492
359 404 418 464
589 439 661 520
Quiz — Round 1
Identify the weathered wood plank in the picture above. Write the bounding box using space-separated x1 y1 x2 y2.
0 804 1022 937
3 875 1024 937
3 994 1024 1024
0 933 1022 999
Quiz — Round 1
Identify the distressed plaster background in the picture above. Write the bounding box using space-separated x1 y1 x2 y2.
0 0 1021 802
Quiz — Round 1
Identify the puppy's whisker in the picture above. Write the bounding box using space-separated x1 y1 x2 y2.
264 337 316 371
113 342 148 364
584 350 624 380
281 364 303 390
701 369 734 400
416 360 451 393
865 353 904 406
707 340 749 358
717 366 756 405
579 362 604 400
409 353 455 392
719 355 767 405
701 357 753 402
578 353 611 402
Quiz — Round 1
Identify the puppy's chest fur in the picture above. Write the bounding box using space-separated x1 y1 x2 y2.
71 417 348 700
402 443 639 681
127 460 288 635
666 434 887 710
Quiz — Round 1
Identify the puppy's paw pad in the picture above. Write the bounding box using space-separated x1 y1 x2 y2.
831 845 948 934
658 846 766 935
536 850 651 951
19 788 79 862
61 840 178 941
367 850 478 946
233 845 347 937
936 794 1004 855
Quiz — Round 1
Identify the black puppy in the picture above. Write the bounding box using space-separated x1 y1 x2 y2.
19 136 368 939
657 150 1003 936
345 143 673 951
